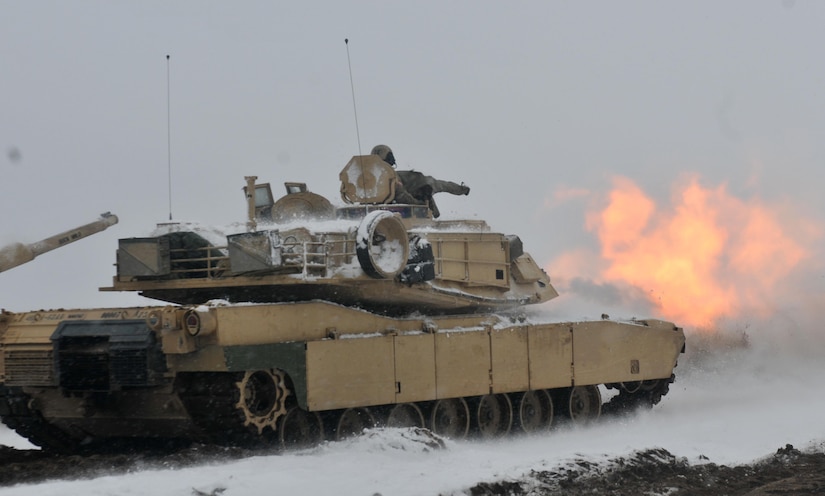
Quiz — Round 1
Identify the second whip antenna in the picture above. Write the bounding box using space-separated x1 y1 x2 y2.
344 38 363 156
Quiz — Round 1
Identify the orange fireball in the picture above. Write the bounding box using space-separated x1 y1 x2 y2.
551 176 814 330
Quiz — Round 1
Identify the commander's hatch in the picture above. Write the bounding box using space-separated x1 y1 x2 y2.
243 181 333 223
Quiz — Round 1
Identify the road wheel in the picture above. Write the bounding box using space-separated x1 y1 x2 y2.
562 385 601 425
513 390 553 433
279 405 323 449
473 394 513 439
430 398 470 439
334 407 376 440
386 403 425 428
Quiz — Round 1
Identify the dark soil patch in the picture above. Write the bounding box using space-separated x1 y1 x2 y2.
0 443 258 487
468 444 825 496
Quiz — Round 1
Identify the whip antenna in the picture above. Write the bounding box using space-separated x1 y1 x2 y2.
344 39 363 156
166 54 174 221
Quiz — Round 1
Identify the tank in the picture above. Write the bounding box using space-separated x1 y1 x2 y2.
0 154 685 452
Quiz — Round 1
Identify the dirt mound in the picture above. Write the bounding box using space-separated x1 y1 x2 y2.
468 444 825 495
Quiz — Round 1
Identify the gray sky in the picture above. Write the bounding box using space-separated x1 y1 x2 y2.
2 1 824 325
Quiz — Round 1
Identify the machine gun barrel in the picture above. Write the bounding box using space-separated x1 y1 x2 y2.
0 212 118 273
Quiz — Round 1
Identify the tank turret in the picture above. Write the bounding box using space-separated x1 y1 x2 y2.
104 156 557 315
0 213 118 274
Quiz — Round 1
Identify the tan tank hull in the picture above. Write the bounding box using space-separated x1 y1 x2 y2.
0 301 684 449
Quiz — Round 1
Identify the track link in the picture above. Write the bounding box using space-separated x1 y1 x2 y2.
0 372 677 453
175 372 279 447
602 374 675 415
0 386 79 453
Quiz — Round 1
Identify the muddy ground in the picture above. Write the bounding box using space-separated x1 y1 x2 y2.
2 442 824 495
470 444 825 496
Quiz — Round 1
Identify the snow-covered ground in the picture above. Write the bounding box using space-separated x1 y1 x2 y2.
1 324 823 496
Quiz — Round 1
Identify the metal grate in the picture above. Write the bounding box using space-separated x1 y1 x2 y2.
51 320 167 392
112 349 149 386
58 337 110 391
4 349 55 386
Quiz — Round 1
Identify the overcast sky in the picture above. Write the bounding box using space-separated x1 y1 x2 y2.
2 1 824 325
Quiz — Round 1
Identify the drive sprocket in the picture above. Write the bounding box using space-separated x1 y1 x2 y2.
234 369 291 434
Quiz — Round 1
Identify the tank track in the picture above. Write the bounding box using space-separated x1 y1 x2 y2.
176 371 677 447
175 372 279 447
0 386 79 454
0 374 676 452
601 374 675 415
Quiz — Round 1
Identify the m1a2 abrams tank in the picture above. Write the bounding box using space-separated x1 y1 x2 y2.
0 152 685 452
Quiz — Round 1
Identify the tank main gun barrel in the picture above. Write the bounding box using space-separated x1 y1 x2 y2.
0 212 119 274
